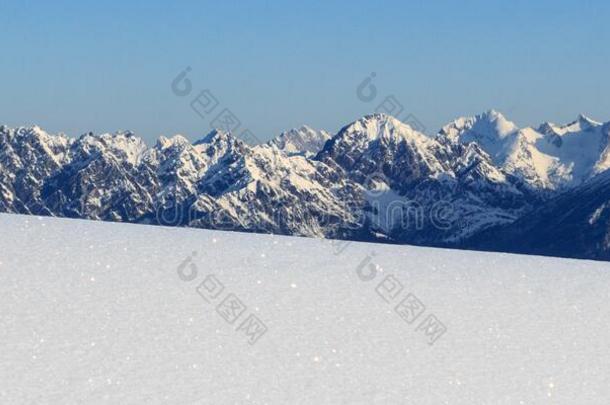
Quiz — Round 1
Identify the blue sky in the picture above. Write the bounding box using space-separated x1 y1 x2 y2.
1 0 609 143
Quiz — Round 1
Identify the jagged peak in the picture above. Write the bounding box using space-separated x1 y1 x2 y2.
440 110 518 143
536 121 559 134
274 125 309 140
482 108 505 119
115 129 137 138
78 130 146 149
73 131 148 165
194 128 236 146
155 134 191 149
4 124 47 137
537 114 601 135
277 124 329 138
539 114 603 137
299 124 314 131
269 125 331 156
359 112 402 125
28 125 50 139
293 124 316 133
472 110 515 129
0 125 73 147
337 113 427 142
449 109 513 124
560 114 600 130
576 113 601 127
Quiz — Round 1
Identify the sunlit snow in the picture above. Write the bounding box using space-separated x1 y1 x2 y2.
1 214 609 404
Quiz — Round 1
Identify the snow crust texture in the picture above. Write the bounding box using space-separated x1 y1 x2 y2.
1 214 609 404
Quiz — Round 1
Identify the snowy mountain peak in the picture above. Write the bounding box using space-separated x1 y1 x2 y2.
296 124 316 133
194 128 235 146
0 125 73 172
77 130 144 148
482 109 508 121
115 129 137 138
155 134 191 150
2 111 610 251
335 113 429 145
30 124 45 134
436 110 521 177
437 112 573 189
536 115 602 138
318 113 456 196
536 122 560 136
575 113 601 128
269 125 331 157
73 130 148 166
439 110 518 144
359 112 405 127
4 125 51 141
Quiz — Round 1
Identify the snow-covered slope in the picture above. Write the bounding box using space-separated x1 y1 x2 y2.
317 114 537 243
535 115 610 185
438 110 610 189
1 214 609 404
267 125 331 157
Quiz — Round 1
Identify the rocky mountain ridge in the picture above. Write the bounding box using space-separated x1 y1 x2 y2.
2 110 610 260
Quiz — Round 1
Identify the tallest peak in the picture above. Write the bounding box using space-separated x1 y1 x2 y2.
334 112 429 145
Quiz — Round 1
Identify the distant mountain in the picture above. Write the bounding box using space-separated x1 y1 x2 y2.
438 110 610 190
316 114 536 244
0 124 365 240
2 111 610 260
268 125 331 157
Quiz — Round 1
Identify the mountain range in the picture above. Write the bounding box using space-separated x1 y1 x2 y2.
1 110 610 261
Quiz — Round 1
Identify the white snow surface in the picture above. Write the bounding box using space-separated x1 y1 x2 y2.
1 214 610 404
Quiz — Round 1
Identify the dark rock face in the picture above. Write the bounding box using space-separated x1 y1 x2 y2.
465 171 610 261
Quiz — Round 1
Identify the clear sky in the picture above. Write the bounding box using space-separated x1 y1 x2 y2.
1 0 609 143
